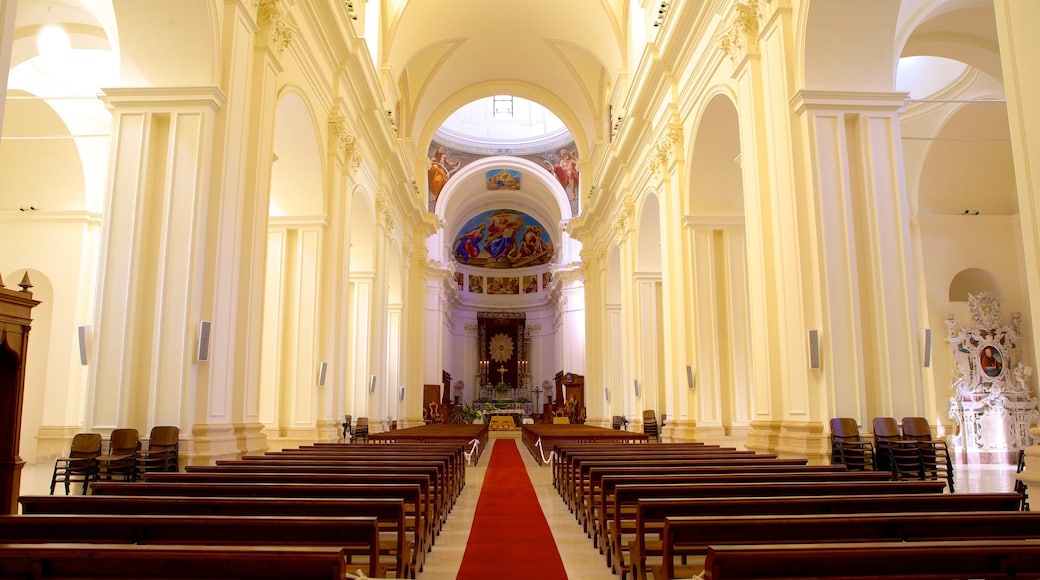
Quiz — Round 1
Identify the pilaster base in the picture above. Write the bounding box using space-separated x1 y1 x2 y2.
188 423 241 465
265 427 320 452
233 422 268 458
777 420 828 464
663 419 699 442
315 419 339 442
745 419 782 454
33 426 84 463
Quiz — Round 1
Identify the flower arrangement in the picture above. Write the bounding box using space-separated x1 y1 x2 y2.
493 382 511 394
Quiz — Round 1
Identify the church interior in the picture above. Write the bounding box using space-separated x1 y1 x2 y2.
3 0 1040 576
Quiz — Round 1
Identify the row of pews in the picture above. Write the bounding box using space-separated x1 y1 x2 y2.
548 439 1038 580
8 436 480 579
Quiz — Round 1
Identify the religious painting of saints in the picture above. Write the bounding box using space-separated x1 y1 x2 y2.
451 209 554 269
487 277 520 295
468 275 484 294
542 271 551 289
979 344 1004 378
523 275 538 294
454 272 463 290
486 169 521 190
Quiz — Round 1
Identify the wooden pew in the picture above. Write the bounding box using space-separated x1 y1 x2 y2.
0 543 352 579
606 479 948 579
0 514 381 578
655 511 1040 579
87 481 429 576
701 539 1040 580
629 492 1025 580
172 464 452 532
140 471 441 541
589 469 892 553
20 495 413 578
565 456 809 515
550 443 718 491
260 446 464 501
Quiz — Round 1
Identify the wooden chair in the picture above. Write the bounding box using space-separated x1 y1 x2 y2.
829 418 876 471
901 416 955 492
350 417 369 443
136 426 179 476
642 410 659 443
611 416 623 430
341 414 352 441
49 433 102 495
97 428 141 481
872 417 925 481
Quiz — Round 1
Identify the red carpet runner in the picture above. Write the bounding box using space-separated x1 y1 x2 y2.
456 439 568 579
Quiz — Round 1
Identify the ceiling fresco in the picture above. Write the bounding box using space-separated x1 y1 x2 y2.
427 138 580 215
453 209 554 269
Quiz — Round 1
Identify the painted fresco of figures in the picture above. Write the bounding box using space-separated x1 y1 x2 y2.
428 145 461 202
452 209 554 269
454 223 485 263
545 147 579 200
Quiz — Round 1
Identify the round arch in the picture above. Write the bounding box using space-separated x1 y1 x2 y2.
270 90 325 218
110 1 218 87
687 91 743 218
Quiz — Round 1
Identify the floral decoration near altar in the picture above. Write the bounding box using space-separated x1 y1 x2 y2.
947 293 1039 461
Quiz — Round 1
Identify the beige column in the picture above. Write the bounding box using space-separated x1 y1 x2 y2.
613 198 645 429
0 0 15 128
93 87 225 452
400 244 430 429
725 3 783 454
794 92 924 411
318 115 362 441
993 0 1040 490
367 198 392 432
651 126 695 442
212 0 282 461
580 247 608 427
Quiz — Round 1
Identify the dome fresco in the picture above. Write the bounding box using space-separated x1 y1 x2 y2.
453 209 554 269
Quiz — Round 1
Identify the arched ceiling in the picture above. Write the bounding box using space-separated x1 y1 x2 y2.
385 0 625 154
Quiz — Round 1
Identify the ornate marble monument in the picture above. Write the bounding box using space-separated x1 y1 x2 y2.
947 293 1039 463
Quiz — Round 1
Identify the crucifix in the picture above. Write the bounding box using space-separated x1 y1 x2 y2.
497 365 507 386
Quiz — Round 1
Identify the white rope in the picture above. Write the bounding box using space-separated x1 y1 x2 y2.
534 436 556 466
464 438 480 466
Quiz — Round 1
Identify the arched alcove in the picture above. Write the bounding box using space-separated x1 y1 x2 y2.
949 268 1001 302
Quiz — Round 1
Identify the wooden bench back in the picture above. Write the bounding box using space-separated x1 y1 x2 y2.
703 539 1040 579
0 543 350 579
0 514 381 578
661 511 1040 579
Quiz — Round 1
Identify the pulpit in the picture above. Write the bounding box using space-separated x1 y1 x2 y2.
0 273 41 514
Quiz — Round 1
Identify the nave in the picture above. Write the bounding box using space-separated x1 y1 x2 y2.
18 432 1020 580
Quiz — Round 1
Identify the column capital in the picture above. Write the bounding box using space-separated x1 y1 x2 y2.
329 115 364 173
649 125 683 178
790 90 909 114
255 0 296 55
718 1 761 65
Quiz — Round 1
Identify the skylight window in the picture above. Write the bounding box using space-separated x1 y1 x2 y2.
493 95 514 119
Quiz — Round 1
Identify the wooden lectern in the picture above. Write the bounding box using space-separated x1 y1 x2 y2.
0 272 40 514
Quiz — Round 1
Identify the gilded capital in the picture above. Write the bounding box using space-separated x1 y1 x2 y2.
718 1 761 64
648 126 682 177
255 0 296 54
329 117 363 173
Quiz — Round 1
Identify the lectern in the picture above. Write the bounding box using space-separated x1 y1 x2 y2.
0 272 40 514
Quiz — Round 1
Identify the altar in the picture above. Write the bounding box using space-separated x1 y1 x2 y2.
482 408 525 428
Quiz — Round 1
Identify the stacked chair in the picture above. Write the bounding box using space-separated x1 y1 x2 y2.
350 417 369 443
901 416 955 492
135 425 180 476
642 410 660 442
96 428 141 482
829 417 876 471
341 414 353 441
49 432 102 495
873 417 927 482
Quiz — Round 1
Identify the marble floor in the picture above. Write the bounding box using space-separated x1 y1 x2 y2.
16 433 1022 580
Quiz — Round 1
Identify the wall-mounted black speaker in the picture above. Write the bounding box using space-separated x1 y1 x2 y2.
197 321 212 362
317 362 328 386
77 325 89 366
922 328 932 368
808 329 820 369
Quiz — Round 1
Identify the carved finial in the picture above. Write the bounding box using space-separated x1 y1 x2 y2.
18 272 32 292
